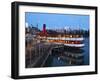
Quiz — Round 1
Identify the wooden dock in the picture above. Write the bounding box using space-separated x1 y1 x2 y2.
26 43 65 68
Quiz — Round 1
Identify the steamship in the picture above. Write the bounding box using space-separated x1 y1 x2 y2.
38 24 84 48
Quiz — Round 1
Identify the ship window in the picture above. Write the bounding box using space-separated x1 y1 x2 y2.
70 35 72 38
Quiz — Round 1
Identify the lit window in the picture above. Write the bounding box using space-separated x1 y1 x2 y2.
70 35 72 38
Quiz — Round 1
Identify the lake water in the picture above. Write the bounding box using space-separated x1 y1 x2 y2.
44 37 89 67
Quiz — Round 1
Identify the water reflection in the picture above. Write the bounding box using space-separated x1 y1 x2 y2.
44 38 89 67
44 48 84 67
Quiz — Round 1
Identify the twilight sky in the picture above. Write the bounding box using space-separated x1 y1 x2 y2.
25 12 89 30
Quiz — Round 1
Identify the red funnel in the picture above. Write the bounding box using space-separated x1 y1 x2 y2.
43 24 46 34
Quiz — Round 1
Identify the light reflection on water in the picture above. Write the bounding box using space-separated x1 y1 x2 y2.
44 38 89 67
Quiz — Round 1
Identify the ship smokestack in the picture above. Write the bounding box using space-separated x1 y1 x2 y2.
43 24 46 34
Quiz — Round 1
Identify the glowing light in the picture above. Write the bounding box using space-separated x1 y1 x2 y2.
70 35 72 38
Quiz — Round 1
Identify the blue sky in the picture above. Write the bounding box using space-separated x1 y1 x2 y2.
25 12 89 30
